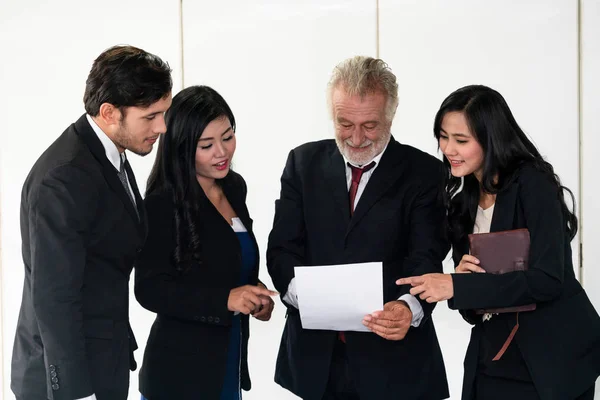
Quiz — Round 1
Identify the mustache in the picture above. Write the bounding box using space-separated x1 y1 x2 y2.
344 139 373 148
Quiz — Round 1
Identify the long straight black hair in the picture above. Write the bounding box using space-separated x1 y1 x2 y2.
433 85 577 258
146 85 236 272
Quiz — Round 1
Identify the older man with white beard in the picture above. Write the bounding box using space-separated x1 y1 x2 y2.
266 56 451 400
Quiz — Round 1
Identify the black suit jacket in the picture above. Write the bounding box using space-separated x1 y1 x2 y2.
267 137 450 400
449 165 600 400
135 172 260 400
11 114 146 400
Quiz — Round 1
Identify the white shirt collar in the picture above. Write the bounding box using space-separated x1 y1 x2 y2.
86 114 123 171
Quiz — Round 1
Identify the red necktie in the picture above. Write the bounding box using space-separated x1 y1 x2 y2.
348 161 376 215
339 161 376 343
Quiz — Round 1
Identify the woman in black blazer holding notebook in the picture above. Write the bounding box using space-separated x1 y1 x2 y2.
399 85 600 400
135 85 276 400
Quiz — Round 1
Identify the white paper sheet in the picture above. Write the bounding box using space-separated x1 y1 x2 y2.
294 262 383 332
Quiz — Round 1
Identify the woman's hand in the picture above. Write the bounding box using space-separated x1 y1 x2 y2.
228 285 278 315
455 255 485 274
251 282 275 321
396 273 454 303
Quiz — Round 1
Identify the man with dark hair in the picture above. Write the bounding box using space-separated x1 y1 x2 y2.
11 45 172 400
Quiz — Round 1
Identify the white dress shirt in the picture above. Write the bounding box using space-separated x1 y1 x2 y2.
86 114 135 205
282 141 425 327
76 116 135 400
473 204 495 235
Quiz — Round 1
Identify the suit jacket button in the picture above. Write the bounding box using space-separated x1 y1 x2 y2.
51 384 59 390
50 371 57 378
51 377 58 384
200 316 206 322
208 316 213 323
214 317 220 323
136 247 142 253
193 316 200 321
49 365 56 373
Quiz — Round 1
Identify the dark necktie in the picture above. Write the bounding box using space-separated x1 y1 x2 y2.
348 161 376 215
118 154 138 215
339 161 376 343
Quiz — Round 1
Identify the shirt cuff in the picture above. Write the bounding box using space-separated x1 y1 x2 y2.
75 394 97 400
282 278 299 308
399 294 424 327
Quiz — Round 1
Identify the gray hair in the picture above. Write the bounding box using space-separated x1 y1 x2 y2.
327 56 399 123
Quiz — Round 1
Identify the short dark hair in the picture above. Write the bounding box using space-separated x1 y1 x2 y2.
83 45 172 116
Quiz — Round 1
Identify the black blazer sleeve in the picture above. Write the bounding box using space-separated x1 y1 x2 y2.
266 149 306 304
451 168 567 310
394 161 449 321
28 165 98 399
134 192 233 326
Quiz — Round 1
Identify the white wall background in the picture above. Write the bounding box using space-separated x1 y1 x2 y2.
0 1 598 399
582 4 600 398
582 2 600 303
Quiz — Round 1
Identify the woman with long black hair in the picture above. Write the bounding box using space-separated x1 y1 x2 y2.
135 85 276 400
399 85 600 400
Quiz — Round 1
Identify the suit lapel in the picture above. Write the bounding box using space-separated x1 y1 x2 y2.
489 181 520 334
490 182 518 233
74 115 145 235
224 178 250 232
223 178 257 246
221 176 260 281
347 137 405 233
324 147 352 225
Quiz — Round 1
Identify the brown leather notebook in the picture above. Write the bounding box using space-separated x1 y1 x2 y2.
468 228 536 314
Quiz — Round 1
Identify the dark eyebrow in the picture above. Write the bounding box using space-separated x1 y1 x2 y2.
198 127 233 141
143 111 162 118
440 128 470 138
